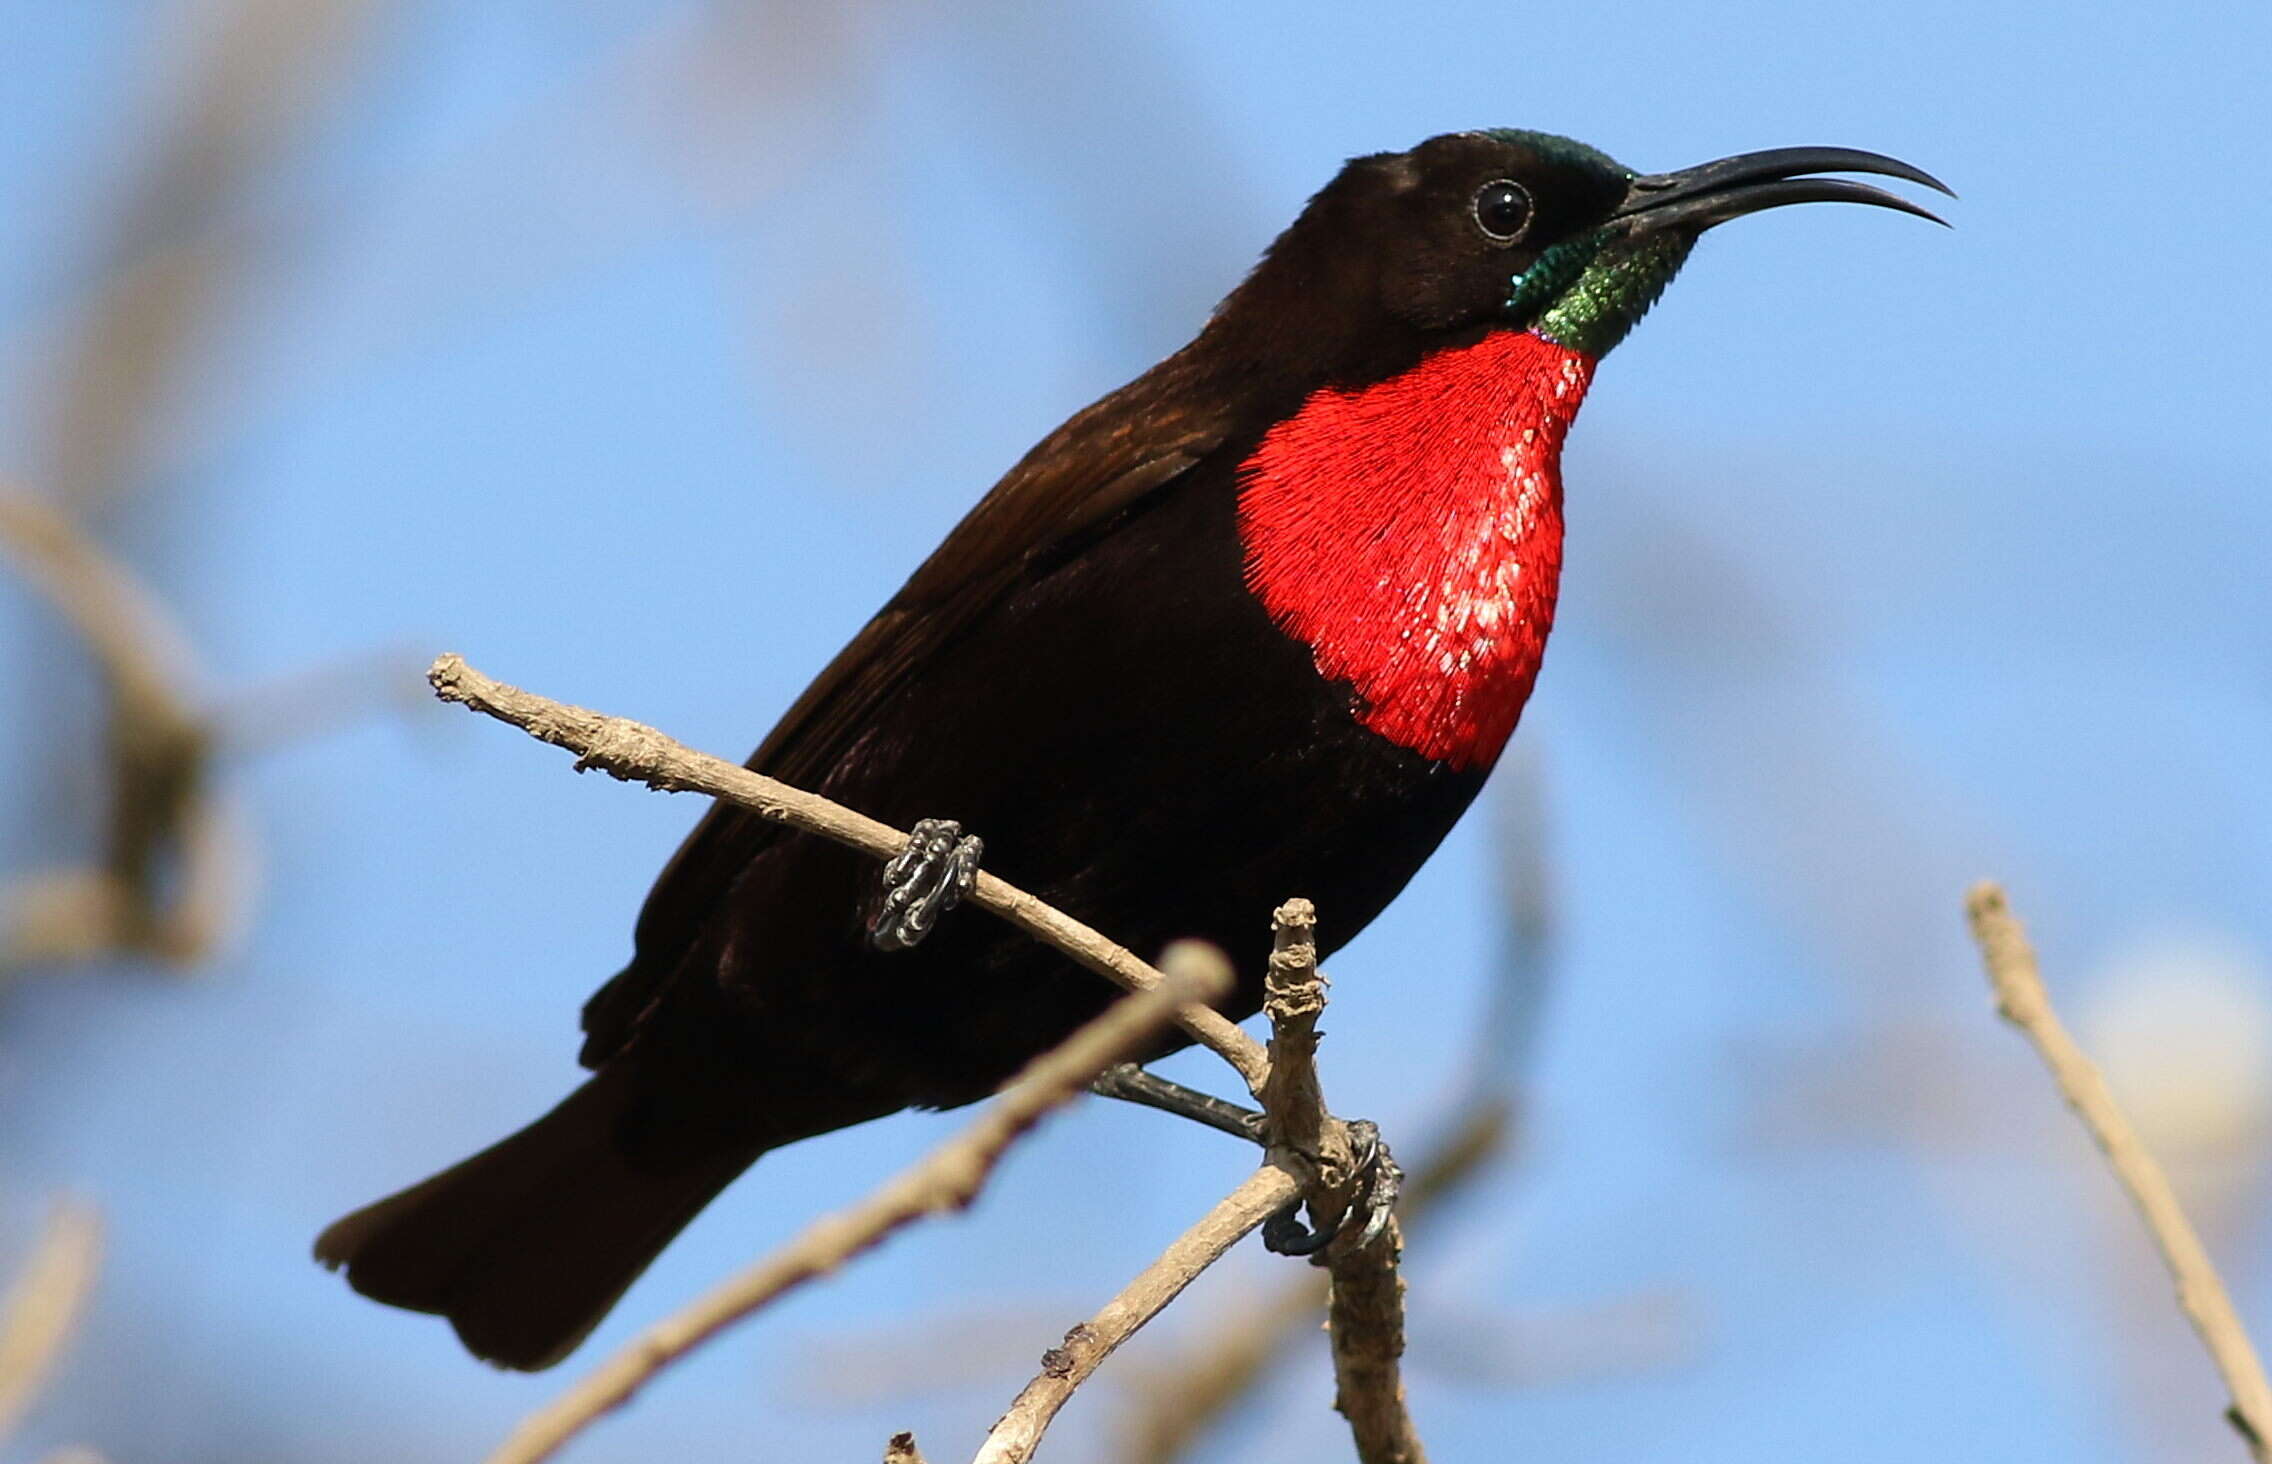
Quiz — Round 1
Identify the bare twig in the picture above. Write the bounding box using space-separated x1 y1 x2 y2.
0 489 244 972
1968 881 2272 1460
1260 898 1355 1207
971 1165 1305 1464
426 653 1270 1091
0 1200 104 1444
1129 897 1426 1464
1324 1214 1425 1464
1257 902 1426 1464
486 945 1235 1464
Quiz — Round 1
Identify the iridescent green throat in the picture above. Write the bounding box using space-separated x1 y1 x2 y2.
1506 231 1695 357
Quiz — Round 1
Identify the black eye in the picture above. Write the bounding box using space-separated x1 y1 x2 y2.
1472 179 1532 244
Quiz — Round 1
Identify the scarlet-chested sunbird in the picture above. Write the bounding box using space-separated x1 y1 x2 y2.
318 130 1947 1369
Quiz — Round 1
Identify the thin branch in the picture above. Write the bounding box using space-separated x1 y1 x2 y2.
0 491 201 712
1324 1211 1424 1464
485 945 1235 1464
1255 902 1427 1464
427 653 1270 1093
971 1165 1305 1464
1967 881 2272 1460
0 489 244 972
1260 898 1354 1203
0 1200 104 1445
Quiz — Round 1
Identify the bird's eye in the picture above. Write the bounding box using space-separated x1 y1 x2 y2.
1472 179 1532 244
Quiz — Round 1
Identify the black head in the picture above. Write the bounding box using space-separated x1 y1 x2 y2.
1212 129 1948 378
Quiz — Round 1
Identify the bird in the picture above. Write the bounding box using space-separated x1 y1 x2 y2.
317 129 1947 1369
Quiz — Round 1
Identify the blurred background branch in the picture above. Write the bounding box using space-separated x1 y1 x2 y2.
0 1200 102 1450
1971 884 2272 1460
35 0 385 515
0 487 242 972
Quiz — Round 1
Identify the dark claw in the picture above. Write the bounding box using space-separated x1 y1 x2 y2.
868 818 982 951
1261 1121 1402 1263
1261 1202 1338 1257
1346 1121 1403 1251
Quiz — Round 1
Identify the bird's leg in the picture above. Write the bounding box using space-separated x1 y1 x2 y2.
1088 1063 1267 1142
1088 1063 1402 1260
867 818 982 951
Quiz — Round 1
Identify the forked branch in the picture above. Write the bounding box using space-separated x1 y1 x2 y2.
968 898 1426 1464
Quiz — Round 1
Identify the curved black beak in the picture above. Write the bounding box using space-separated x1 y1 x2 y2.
1612 146 1954 235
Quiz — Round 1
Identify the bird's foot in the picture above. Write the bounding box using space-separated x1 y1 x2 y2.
867 818 982 952
1087 1064 1400 1261
1261 1120 1402 1261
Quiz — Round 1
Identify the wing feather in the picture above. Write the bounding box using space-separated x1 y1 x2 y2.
581 361 1231 1063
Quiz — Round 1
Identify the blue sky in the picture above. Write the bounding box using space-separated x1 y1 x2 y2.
3 3 2270 1461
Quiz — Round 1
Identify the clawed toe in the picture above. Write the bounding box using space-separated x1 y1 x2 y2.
1262 1120 1402 1261
868 818 983 952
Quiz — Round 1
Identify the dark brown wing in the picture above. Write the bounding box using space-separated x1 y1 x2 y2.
581 356 1236 1064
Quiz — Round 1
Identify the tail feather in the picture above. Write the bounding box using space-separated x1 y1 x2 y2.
315 1066 758 1371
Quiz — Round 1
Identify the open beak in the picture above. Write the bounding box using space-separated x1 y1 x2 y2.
1611 146 1954 235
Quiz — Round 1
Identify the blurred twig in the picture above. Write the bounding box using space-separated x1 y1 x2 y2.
43 0 382 512
0 1200 104 1445
1969 882 2272 1460
487 948 1233 1464
0 488 244 972
207 643 437 762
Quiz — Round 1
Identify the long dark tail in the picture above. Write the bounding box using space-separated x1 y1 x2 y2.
315 1064 764 1371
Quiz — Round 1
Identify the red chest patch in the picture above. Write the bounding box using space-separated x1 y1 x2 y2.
1237 330 1594 769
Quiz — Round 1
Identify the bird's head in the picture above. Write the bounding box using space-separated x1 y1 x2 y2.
1224 129 1949 373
